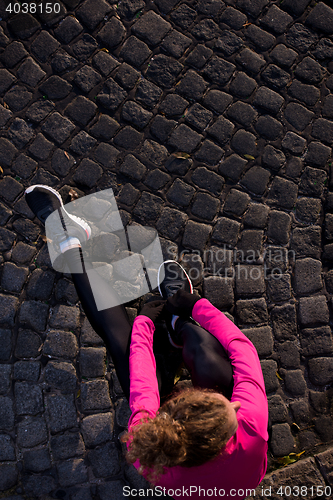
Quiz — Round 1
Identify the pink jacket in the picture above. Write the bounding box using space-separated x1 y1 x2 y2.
128 298 268 499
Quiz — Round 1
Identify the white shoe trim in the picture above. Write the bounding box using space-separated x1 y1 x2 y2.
157 260 193 298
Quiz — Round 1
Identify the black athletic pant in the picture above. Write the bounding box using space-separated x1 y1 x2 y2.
64 248 233 401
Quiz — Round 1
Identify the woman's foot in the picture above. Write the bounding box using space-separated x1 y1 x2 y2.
25 185 91 253
157 260 193 348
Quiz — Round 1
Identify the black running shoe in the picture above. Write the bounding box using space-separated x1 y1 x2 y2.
25 185 91 251
157 260 193 348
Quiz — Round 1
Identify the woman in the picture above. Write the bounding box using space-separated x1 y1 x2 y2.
25 185 268 499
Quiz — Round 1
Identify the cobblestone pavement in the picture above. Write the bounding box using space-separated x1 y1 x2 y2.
1 0 333 498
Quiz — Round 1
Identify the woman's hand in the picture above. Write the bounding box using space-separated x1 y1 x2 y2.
139 300 166 323
166 289 201 317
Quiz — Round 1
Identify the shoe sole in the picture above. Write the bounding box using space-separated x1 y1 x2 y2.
25 184 91 240
157 259 193 298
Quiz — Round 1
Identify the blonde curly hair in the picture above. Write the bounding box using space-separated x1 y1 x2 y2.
123 388 233 483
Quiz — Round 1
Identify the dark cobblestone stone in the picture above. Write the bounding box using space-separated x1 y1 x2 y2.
94 143 120 170
284 369 307 396
144 168 171 191
72 34 98 62
55 278 79 304
14 329 42 359
90 115 120 141
147 54 183 88
57 458 88 487
0 176 23 202
261 5 293 34
191 167 224 195
8 118 34 149
65 96 97 127
271 303 297 341
2 41 28 67
237 298 268 325
17 57 46 87
212 217 241 247
81 379 111 412
261 359 279 393
13 361 40 382
168 124 202 152
294 258 323 295
49 304 80 331
267 274 291 303
246 24 276 52
237 229 264 262
202 89 232 115
1 262 29 293
218 154 247 183
45 361 77 393
224 189 250 217
194 140 224 166
117 183 140 206
231 129 256 156
267 177 298 209
241 167 270 196
17 415 47 448
0 328 12 361
161 29 192 58
295 56 326 85
203 276 234 309
299 295 329 326
51 49 79 74
42 112 75 144
92 51 119 77
135 79 162 109
182 220 211 252
291 226 321 259
268 395 288 424
0 69 16 96
51 431 85 461
286 23 318 53
192 19 220 41
299 166 327 197
0 364 11 394
301 326 333 356
170 3 197 29
150 115 177 142
96 78 127 113
51 149 75 177
134 191 164 222
244 203 269 228
242 326 273 357
31 31 60 63
227 101 257 128
267 210 291 245
191 192 220 221
0 395 14 430
73 159 103 188
0 294 19 327
156 207 187 240
114 126 143 150
271 423 295 456
308 357 333 385
284 102 314 131
220 6 247 29
185 103 213 131
81 412 114 447
88 441 120 478
262 64 290 90
55 16 83 43
167 178 196 207
159 94 189 117
80 347 106 378
122 101 153 130
277 341 300 369
288 79 320 106
235 265 265 297
305 2 333 34
26 99 54 123
15 382 43 416
282 131 307 155
305 141 331 168
315 416 333 442
312 118 333 145
253 86 284 115
0 434 16 461
270 44 297 69
229 72 257 99
29 133 54 161
115 63 140 90
207 117 234 146
202 56 235 86
24 447 51 473
120 154 146 180
47 393 78 433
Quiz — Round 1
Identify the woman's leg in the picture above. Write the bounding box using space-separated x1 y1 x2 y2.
175 318 234 399
63 246 132 399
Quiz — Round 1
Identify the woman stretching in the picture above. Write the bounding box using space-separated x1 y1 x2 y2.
25 185 268 500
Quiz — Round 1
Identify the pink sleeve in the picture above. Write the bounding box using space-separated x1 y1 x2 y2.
128 315 160 430
192 298 268 440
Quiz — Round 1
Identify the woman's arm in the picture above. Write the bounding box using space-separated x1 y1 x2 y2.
128 315 160 430
192 298 268 439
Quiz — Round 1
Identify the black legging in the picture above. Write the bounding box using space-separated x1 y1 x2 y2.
64 247 233 401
